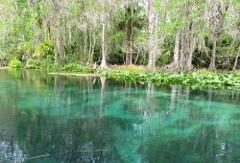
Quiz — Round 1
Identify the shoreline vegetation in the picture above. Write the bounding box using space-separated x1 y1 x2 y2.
49 72 99 77
2 64 240 90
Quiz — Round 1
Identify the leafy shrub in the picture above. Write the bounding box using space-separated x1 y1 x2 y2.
24 59 42 69
35 41 54 60
8 59 23 69
47 64 60 72
62 64 94 73
16 42 34 60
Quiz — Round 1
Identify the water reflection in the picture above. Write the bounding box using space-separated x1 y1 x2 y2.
1 70 240 162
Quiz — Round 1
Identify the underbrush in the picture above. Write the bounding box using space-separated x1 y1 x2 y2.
24 60 42 69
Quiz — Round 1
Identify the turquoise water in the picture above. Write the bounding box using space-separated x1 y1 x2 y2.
1 70 240 163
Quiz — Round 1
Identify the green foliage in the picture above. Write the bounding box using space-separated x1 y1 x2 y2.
0 0 239 71
16 42 34 60
61 64 95 73
47 64 56 72
35 41 54 60
101 70 240 89
24 59 41 69
8 58 23 69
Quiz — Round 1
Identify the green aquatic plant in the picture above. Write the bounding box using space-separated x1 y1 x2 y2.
101 70 240 89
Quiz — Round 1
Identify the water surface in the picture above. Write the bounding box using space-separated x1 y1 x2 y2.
1 70 240 163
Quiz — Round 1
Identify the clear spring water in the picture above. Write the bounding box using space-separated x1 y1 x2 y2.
1 70 240 163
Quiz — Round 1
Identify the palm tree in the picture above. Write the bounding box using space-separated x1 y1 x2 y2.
116 1 146 65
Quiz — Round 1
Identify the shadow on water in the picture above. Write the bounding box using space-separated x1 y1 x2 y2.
1 69 240 162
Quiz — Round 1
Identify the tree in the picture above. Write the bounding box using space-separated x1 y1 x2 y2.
116 0 146 65
207 0 225 70
147 0 159 70
0 0 240 70
172 0 204 71
98 0 114 68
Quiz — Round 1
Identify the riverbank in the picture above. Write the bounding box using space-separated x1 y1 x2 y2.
100 69 240 89
49 67 240 89
49 72 99 77
2 65 240 89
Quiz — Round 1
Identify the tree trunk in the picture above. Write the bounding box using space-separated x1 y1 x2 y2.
126 18 133 65
173 31 181 70
55 25 61 65
47 24 51 41
126 1 133 65
209 37 217 70
68 20 71 45
233 47 240 70
88 28 92 63
100 23 108 68
147 0 159 70
172 24 196 71
84 30 88 62
207 0 224 70
187 33 196 70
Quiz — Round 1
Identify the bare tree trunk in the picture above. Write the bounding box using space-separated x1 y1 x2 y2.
126 0 133 65
53 0 61 65
47 23 51 41
172 23 196 71
209 37 217 70
147 0 159 70
179 32 185 70
173 31 181 70
233 47 240 70
187 33 196 70
55 25 61 65
173 32 180 64
100 23 108 68
91 32 96 63
207 0 224 70
83 31 88 62
126 19 133 65
88 28 92 63
68 20 72 45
